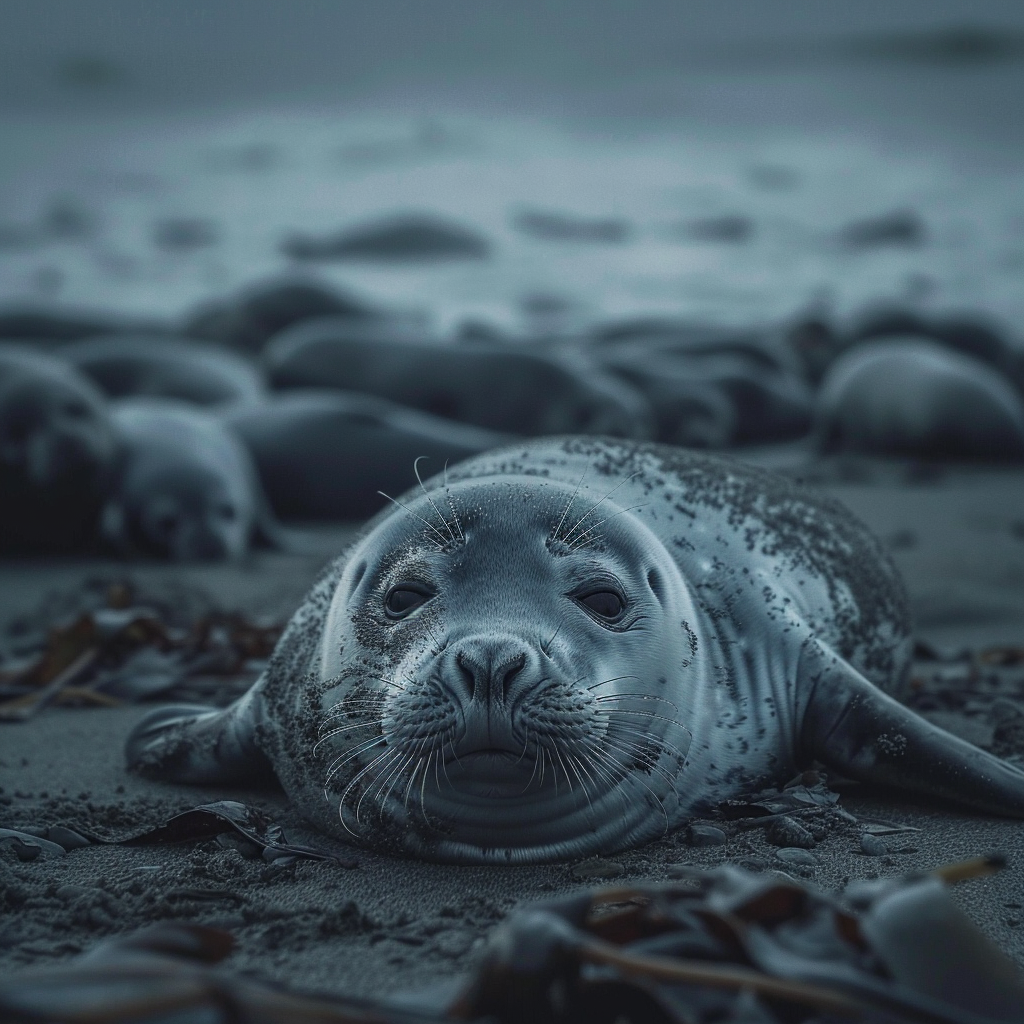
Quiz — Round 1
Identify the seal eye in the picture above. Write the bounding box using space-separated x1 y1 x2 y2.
576 590 625 622
384 584 433 619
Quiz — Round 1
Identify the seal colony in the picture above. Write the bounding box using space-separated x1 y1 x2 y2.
127 436 1024 863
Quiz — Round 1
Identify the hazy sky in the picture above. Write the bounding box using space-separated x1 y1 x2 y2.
2 0 1024 110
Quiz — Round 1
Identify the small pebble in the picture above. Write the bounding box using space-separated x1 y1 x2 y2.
860 833 888 857
686 824 727 847
766 816 816 849
775 847 818 867
572 858 624 880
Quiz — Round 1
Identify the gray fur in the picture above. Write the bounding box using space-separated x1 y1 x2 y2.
126 436 1024 862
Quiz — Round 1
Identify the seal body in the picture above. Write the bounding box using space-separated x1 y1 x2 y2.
0 344 116 553
127 436 1024 862
263 318 653 438
816 338 1024 461
60 335 266 408
105 399 260 560
222 390 509 520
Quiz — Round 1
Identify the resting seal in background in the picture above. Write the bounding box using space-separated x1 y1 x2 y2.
59 335 266 408
816 338 1024 461
263 317 653 438
104 399 262 561
126 437 1024 863
0 345 117 553
222 390 509 521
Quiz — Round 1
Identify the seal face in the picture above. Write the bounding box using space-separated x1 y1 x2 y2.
127 437 1024 863
105 399 259 561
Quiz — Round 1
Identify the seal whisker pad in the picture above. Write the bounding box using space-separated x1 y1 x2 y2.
125 437 1024 864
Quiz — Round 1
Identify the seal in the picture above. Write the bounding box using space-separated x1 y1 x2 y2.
222 390 509 521
263 317 653 438
60 335 266 408
0 344 117 553
816 338 1024 461
126 436 1024 863
103 399 262 561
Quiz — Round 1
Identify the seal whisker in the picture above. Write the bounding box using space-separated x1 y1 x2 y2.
442 460 465 543
313 721 382 753
541 616 564 657
601 735 684 793
324 735 386 786
568 502 650 550
414 455 457 546
596 707 687 731
602 721 692 767
338 746 394 834
592 738 672 834
550 467 587 544
353 749 401 827
593 693 680 713
564 751 599 821
584 674 642 692
561 472 640 545
376 490 448 549
376 750 418 821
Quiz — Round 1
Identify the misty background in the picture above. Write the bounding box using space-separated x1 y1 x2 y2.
1 0 1023 334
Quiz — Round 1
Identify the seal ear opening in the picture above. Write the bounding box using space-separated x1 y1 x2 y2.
799 640 1024 818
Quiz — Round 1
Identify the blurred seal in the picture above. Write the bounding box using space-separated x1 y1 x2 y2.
816 338 1024 460
0 344 117 553
103 399 263 561
263 318 653 438
222 390 508 521
60 335 266 408
126 437 1024 862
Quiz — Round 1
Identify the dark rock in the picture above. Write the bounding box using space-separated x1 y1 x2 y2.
675 214 754 243
572 859 624 880
860 833 888 856
686 824 727 847
765 816 816 849
774 847 818 867
513 209 630 244
282 213 490 262
153 218 219 251
839 209 925 249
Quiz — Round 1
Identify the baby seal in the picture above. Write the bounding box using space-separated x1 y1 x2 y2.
104 399 261 561
127 437 1024 862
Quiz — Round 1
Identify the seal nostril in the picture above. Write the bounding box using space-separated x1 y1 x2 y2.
454 644 529 703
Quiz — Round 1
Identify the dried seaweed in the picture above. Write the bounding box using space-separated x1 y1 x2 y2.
0 581 282 720
1 856 1021 1023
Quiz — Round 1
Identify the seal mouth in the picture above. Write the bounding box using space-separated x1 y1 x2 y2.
443 748 535 799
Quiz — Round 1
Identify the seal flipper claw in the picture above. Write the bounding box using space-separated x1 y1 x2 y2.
125 688 272 785
800 642 1024 817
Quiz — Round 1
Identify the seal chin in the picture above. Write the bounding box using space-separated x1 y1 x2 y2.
399 781 674 864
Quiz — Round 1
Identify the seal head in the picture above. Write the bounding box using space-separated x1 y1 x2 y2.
297 475 695 862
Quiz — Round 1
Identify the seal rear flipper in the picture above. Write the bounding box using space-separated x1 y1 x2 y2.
125 686 273 785
799 641 1024 817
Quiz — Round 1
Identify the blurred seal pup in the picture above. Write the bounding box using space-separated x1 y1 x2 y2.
104 399 262 561
0 344 117 553
126 436 1024 862
816 338 1024 461
60 335 266 408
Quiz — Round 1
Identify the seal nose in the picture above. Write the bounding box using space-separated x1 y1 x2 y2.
454 637 528 705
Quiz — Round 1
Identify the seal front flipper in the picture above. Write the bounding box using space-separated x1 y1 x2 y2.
125 686 273 785
799 641 1024 817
